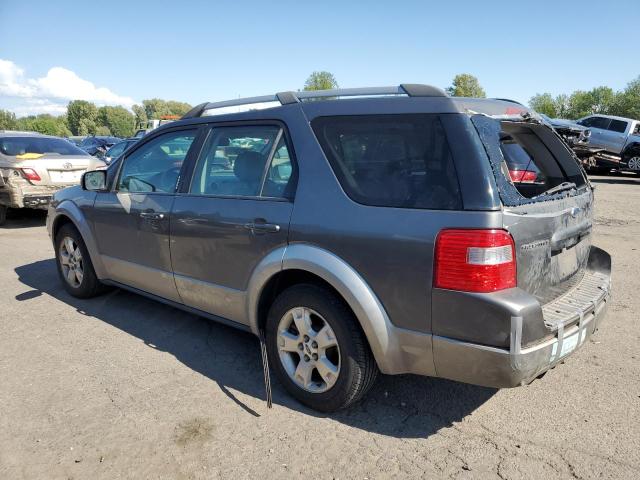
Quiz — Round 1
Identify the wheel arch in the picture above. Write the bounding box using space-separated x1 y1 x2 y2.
51 201 107 279
247 244 435 375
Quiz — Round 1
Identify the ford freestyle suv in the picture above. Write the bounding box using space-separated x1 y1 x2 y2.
46 85 611 412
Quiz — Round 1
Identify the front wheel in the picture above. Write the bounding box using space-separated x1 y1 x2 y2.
0 205 6 226
55 224 106 298
265 284 378 412
626 156 640 173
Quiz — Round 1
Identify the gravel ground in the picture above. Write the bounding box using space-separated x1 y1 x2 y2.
1 174 639 480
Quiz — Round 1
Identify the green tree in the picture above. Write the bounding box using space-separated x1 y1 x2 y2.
303 71 339 91
141 99 192 121
132 104 148 126
529 93 558 117
0 109 17 130
447 73 486 98
15 114 71 136
97 106 135 137
67 100 98 135
610 77 640 119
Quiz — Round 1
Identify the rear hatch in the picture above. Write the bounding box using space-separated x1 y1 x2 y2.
472 115 599 320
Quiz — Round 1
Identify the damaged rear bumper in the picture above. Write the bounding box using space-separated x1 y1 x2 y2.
432 246 611 388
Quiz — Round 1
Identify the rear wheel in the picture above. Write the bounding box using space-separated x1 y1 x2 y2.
626 156 640 173
265 284 378 412
55 224 106 298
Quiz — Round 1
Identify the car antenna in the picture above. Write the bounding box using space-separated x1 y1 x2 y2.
259 329 273 409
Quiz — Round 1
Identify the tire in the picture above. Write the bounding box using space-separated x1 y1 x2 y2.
55 223 106 298
265 284 378 412
0 205 6 226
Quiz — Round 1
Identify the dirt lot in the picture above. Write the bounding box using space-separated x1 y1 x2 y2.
1 174 639 480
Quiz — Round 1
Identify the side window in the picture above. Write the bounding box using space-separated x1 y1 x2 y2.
586 116 611 130
189 125 293 198
107 142 126 158
608 120 628 133
117 130 196 193
311 114 462 210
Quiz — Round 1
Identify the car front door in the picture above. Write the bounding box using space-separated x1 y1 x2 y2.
170 123 296 325
578 116 611 150
92 127 199 301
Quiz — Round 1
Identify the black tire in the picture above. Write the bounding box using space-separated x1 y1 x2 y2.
55 223 106 298
0 205 6 226
265 284 378 412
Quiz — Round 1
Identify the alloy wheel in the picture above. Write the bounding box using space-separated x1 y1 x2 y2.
276 307 341 393
59 236 84 288
628 156 640 171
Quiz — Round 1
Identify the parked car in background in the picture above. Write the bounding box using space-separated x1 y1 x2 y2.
0 132 105 225
79 136 121 158
67 136 86 146
103 138 139 165
47 85 610 411
576 114 640 173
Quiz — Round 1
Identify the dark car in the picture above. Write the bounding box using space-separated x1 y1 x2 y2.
47 85 611 412
79 136 121 157
103 138 139 165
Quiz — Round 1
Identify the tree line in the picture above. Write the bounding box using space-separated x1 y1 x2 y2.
0 99 192 138
529 77 640 120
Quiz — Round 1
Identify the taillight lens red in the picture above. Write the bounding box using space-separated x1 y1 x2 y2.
21 168 41 182
508 169 537 183
434 229 517 293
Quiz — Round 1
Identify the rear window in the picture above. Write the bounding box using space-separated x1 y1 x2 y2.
472 116 587 203
608 120 628 133
311 114 462 210
0 136 87 156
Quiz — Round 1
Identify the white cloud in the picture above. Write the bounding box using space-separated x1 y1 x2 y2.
0 59 136 116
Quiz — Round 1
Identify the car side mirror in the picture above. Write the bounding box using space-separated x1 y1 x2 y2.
82 170 107 191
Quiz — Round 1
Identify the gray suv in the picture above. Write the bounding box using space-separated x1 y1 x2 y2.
47 85 611 412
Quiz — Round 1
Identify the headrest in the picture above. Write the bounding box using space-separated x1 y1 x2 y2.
234 151 265 183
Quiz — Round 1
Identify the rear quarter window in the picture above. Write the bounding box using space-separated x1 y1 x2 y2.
311 114 462 210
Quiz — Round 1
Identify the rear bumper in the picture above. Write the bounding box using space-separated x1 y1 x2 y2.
430 246 611 388
432 295 608 387
0 183 59 209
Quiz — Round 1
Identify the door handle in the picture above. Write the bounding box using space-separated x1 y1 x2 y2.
140 212 165 220
244 221 280 234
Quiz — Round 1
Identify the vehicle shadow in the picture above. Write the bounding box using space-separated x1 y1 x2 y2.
14 258 496 439
0 209 47 229
589 173 640 185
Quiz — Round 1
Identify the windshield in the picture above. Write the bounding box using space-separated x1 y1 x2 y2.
0 136 88 156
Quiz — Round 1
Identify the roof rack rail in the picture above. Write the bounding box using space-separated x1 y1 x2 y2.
182 84 448 119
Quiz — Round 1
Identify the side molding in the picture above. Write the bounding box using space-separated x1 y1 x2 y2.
52 202 107 279
247 244 435 376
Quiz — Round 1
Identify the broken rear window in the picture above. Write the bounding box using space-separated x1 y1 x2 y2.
471 115 587 203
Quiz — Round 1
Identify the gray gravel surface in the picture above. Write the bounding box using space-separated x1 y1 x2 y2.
1 174 639 479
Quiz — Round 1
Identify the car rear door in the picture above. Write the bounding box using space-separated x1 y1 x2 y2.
169 123 295 325
601 119 630 153
91 127 199 302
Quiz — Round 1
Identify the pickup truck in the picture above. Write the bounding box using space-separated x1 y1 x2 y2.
576 114 640 173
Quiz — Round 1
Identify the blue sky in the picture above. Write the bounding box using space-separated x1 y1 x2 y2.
0 0 637 116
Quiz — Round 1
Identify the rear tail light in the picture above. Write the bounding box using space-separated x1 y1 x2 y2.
20 168 41 182
508 169 538 183
434 229 516 293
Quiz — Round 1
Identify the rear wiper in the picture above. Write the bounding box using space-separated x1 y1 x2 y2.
534 181 576 199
